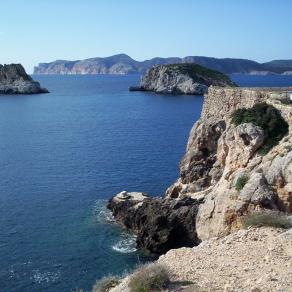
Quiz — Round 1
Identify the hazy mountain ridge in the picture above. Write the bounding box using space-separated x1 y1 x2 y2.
34 54 292 75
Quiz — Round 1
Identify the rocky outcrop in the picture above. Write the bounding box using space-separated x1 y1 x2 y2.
167 86 292 240
34 54 292 75
130 64 236 95
109 86 292 255
0 64 48 94
107 191 202 254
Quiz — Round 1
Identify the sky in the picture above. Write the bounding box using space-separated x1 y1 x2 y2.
0 0 291 73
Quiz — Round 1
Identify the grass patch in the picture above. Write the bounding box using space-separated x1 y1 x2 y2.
235 174 249 191
128 263 169 292
242 212 292 229
231 103 289 155
92 275 120 292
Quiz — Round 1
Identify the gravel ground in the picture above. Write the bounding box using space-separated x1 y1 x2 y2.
158 227 292 291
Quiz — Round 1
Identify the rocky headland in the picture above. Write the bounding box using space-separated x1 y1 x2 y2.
109 86 292 253
0 64 48 94
129 64 236 95
34 54 292 75
107 86 292 291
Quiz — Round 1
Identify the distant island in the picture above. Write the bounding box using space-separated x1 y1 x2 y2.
129 63 236 95
0 64 48 94
33 54 292 75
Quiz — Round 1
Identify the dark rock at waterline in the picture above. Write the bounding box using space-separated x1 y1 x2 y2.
0 64 49 94
129 86 146 92
107 192 203 254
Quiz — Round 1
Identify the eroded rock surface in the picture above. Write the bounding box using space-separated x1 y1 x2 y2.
107 192 202 254
0 64 48 94
167 86 292 240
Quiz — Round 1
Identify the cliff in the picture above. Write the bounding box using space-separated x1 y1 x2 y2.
166 86 292 240
130 64 236 95
33 54 292 75
0 64 48 94
106 87 292 291
108 86 292 254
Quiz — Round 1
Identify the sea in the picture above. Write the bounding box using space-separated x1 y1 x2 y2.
0 74 291 291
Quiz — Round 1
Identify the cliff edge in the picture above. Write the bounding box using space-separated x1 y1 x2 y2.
166 86 292 240
0 64 48 94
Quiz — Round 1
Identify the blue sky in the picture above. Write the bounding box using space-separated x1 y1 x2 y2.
0 0 291 73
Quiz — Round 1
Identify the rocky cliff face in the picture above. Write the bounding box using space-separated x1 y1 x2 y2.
0 64 48 94
109 86 292 254
130 64 236 95
167 86 292 240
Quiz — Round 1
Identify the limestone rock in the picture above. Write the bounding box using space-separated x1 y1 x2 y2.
0 64 48 94
168 87 292 240
131 64 236 95
239 172 277 208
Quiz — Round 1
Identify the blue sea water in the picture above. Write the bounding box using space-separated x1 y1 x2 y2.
0 74 291 292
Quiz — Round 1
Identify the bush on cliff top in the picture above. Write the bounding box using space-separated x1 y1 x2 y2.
128 263 169 292
231 103 288 154
242 212 292 229
92 275 120 292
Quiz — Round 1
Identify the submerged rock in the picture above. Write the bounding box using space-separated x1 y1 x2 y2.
0 64 48 94
130 63 236 95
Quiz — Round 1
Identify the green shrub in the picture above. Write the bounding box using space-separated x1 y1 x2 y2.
231 103 289 154
235 175 249 191
92 275 120 292
128 263 169 292
242 212 292 229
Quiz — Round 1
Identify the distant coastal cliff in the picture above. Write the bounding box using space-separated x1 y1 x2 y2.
0 64 48 94
33 54 292 75
129 63 236 95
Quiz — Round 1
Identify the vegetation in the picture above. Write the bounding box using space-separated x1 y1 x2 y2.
231 103 289 154
164 63 236 86
235 174 249 191
92 275 120 292
128 263 169 292
242 212 292 229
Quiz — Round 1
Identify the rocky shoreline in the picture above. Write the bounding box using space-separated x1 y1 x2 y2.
0 64 48 94
107 191 202 254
